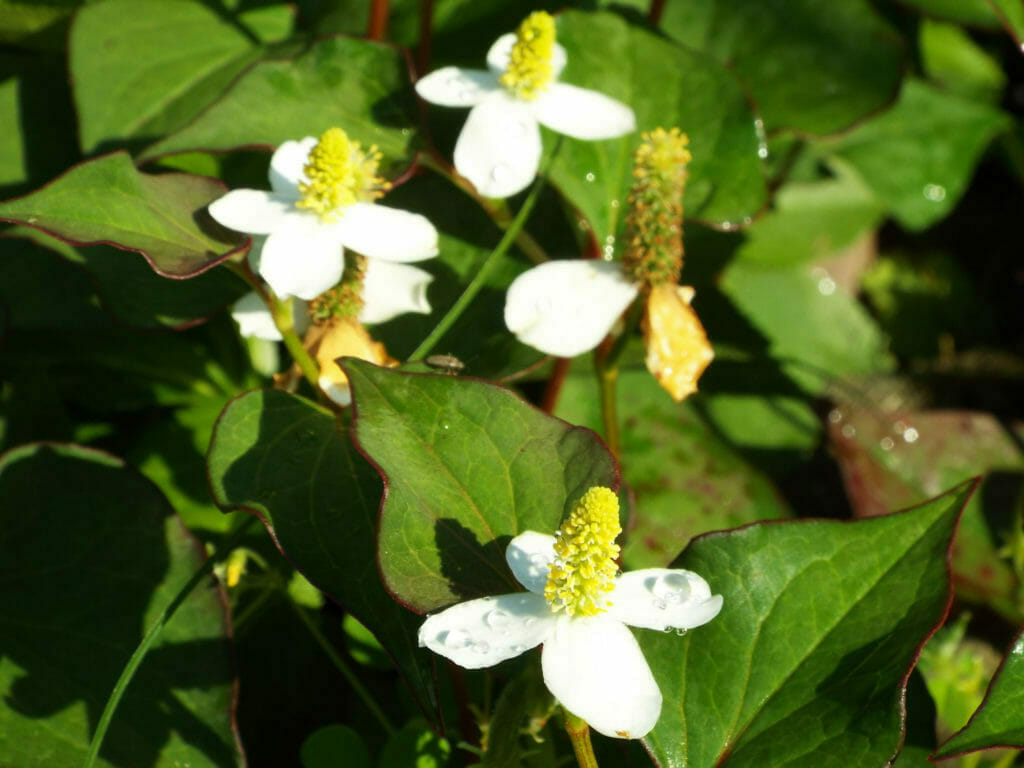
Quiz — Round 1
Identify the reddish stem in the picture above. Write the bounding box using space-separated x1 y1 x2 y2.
367 0 389 40
541 357 571 414
417 0 436 74
649 0 667 25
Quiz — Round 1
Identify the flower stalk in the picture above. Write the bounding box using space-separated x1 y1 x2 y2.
563 708 600 768
267 288 321 391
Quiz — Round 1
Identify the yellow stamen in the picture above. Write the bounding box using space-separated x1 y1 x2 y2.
544 487 621 617
297 127 390 220
499 11 557 101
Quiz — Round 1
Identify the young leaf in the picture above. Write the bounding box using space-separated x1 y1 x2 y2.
206 389 439 721
0 442 241 768
140 36 418 170
640 480 974 767
343 360 618 612
0 152 246 276
934 627 1024 757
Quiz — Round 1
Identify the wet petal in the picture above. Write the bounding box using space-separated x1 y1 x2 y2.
487 33 566 79
359 260 434 324
453 93 541 198
607 568 723 632
269 137 316 198
231 291 281 341
259 214 344 300
332 203 438 263
208 189 293 235
418 593 555 669
541 615 662 739
534 83 636 140
415 66 499 107
504 260 638 357
505 531 556 594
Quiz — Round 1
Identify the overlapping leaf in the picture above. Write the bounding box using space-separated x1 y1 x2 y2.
0 443 241 768
642 481 973 767
0 152 245 276
344 360 618 611
206 389 438 720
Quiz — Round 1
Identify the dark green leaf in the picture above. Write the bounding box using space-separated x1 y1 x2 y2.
344 360 618 612
0 153 246 276
642 481 973 767
554 366 792 569
934 628 1024 757
549 10 766 238
301 724 371 768
659 0 903 135
824 79 1010 231
141 36 418 170
0 442 241 767
206 389 439 720
71 0 292 154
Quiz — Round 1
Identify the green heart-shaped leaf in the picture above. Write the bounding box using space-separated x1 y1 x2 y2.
0 442 241 767
549 10 766 239
0 152 245 276
206 389 438 721
343 359 618 612
141 36 418 170
934 627 1024 757
642 481 974 767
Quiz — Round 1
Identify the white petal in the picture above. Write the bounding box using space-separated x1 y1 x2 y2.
505 531 556 594
418 593 556 670
534 83 636 140
415 66 499 107
359 260 434 324
208 189 294 235
504 260 638 357
259 214 344 300
607 568 724 632
487 34 566 79
454 93 541 198
541 615 662 739
332 203 439 263
269 137 316 198
231 291 281 341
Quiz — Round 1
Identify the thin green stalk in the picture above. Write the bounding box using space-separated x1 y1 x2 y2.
593 296 644 459
83 518 257 768
267 288 320 391
563 708 600 768
409 159 554 361
289 600 397 736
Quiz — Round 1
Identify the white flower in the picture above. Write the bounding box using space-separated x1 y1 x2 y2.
418 488 722 739
209 128 438 301
231 290 308 341
414 11 636 198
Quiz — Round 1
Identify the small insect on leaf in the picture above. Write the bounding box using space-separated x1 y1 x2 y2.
424 354 466 375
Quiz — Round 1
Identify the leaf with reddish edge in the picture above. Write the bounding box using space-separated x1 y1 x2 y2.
830 404 1023 623
0 152 246 277
934 626 1024 758
0 442 241 767
641 480 974 767
342 359 619 613
205 389 439 722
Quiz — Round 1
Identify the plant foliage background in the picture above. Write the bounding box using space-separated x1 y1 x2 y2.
0 0 1022 766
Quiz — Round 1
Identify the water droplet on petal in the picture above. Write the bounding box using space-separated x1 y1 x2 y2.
491 164 511 183
443 629 472 649
474 641 491 654
484 608 513 631
653 599 668 611
510 644 525 654
675 627 689 637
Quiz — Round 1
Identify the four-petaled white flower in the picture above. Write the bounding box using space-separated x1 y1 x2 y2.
415 11 636 198
209 128 439 302
419 487 722 739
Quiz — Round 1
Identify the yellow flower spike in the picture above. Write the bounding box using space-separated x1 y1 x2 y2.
499 11 557 101
544 487 621 617
297 127 391 220
643 284 714 402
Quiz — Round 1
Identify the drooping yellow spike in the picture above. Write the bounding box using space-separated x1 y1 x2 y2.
643 284 714 402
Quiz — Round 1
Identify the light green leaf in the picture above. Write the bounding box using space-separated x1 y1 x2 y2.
548 10 766 239
642 481 973 767
206 389 439 721
824 79 1010 231
659 0 904 135
141 36 418 170
920 20 1007 104
344 360 618 612
899 0 1024 48
0 152 246 276
0 442 241 768
71 0 292 154
934 628 1024 757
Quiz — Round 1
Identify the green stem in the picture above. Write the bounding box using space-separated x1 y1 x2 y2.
563 708 600 768
597 361 620 459
409 159 554 361
267 288 320 391
289 601 397 736
83 518 257 768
